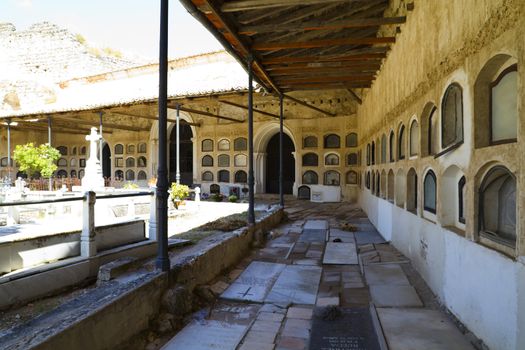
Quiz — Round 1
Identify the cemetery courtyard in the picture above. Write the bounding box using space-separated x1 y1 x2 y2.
0 199 480 350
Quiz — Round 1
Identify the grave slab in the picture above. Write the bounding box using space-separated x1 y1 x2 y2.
304 220 328 230
364 264 410 286
377 308 474 350
298 229 326 243
323 242 358 265
161 320 247 350
370 285 423 307
309 307 381 350
265 265 322 305
329 229 355 243
221 261 286 302
354 231 386 245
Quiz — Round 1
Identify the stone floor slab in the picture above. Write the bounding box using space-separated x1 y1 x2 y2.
328 229 355 243
265 265 322 305
370 284 423 307
377 308 474 350
323 242 358 265
354 231 386 245
161 320 247 350
298 229 326 243
364 264 410 286
304 220 328 230
221 261 286 302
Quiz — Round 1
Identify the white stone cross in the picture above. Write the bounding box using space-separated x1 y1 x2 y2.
86 127 101 161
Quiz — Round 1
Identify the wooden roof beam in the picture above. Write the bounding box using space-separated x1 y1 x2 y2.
171 105 244 123
264 52 387 64
269 65 381 76
346 88 363 104
219 100 280 119
240 16 406 35
276 75 374 84
282 83 371 91
221 0 351 12
254 37 395 51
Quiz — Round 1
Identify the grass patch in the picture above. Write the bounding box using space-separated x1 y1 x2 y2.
173 211 265 244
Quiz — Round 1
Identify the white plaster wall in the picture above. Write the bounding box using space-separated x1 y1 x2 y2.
360 191 522 350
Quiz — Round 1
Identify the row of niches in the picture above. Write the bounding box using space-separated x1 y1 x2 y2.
55 169 149 181
201 170 247 183
365 56 518 165
56 143 147 157
301 170 359 187
302 152 359 167
201 138 247 152
365 164 517 253
303 133 358 149
201 154 246 167
114 156 147 168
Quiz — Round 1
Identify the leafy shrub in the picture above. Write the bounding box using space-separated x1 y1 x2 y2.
170 183 190 209
228 195 238 203
210 193 224 202
123 182 139 189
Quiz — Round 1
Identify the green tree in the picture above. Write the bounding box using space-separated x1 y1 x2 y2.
13 143 61 178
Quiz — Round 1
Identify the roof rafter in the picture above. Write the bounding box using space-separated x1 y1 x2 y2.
221 0 352 12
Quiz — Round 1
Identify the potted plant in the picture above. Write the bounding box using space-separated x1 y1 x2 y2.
170 182 190 209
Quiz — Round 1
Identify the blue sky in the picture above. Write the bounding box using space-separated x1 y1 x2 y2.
0 0 223 59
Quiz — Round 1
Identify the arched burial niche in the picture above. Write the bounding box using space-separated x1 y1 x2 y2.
479 165 516 247
389 131 395 162
423 170 437 215
387 170 394 202
169 123 193 185
302 153 318 166
440 165 466 228
371 141 375 164
420 103 439 157
380 170 387 198
381 134 387 163
406 168 418 214
441 83 464 150
202 171 213 182
474 55 518 147
324 134 340 148
302 171 318 184
395 169 406 207
234 170 247 183
234 137 247 151
324 171 340 186
303 136 317 148
138 171 147 181
375 171 380 196
298 185 311 200
201 139 213 152
325 153 339 166
409 119 419 157
202 155 213 167
346 170 358 185
218 170 230 183
398 124 406 160
346 133 358 147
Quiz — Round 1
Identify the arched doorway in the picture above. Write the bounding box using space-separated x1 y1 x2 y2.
169 124 193 185
265 133 295 194
102 144 111 178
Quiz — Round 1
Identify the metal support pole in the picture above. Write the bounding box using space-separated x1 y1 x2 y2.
156 0 170 272
47 116 52 190
99 112 104 166
247 56 256 225
279 94 284 208
176 104 180 184
6 119 12 183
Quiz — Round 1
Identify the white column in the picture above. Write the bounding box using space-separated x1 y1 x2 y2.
176 105 180 184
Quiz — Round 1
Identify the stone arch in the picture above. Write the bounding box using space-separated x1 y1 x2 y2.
407 168 418 213
420 102 438 157
474 53 518 148
253 122 297 194
387 169 395 202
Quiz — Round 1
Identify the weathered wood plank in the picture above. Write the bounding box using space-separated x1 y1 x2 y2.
240 16 406 35
254 37 395 51
276 75 375 84
264 52 387 64
222 0 350 12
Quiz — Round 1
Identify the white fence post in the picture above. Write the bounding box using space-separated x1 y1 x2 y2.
81 191 97 257
148 190 157 241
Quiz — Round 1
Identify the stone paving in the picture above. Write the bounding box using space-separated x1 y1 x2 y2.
162 201 475 350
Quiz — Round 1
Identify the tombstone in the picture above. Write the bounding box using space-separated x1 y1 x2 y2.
81 128 105 191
